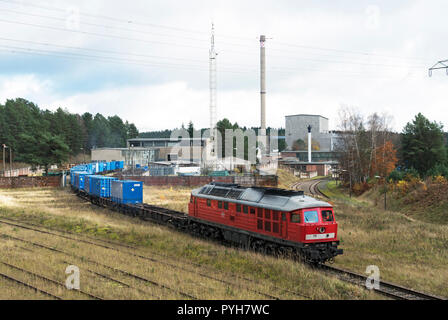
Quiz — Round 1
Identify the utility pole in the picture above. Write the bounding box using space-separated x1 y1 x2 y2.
9 147 12 175
429 60 448 76
260 35 266 137
2 144 6 177
209 23 218 159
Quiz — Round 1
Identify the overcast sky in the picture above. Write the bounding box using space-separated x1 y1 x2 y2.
0 0 447 132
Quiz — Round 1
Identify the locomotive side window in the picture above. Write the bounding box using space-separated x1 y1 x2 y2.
282 213 286 221
250 208 255 215
236 204 241 212
224 202 229 210
265 221 271 232
273 211 279 221
218 201 223 209
190 196 193 203
291 213 301 223
243 206 248 214
321 210 334 222
304 210 319 223
207 199 211 207
257 208 263 218
265 209 271 220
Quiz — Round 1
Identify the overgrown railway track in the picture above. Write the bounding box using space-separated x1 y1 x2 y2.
319 264 445 300
4 184 444 300
0 217 307 300
293 178 445 300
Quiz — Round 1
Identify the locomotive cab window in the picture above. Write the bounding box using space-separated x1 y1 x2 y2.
207 199 211 207
243 206 248 214
321 210 334 222
224 202 229 210
218 201 223 209
304 210 319 223
236 204 241 212
250 208 255 215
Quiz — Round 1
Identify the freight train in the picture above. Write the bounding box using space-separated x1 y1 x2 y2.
70 162 343 263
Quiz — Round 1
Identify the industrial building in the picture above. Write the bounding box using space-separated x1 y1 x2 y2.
91 137 210 168
284 114 340 162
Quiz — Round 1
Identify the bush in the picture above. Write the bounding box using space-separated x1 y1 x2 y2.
352 182 371 196
426 163 448 178
389 169 405 182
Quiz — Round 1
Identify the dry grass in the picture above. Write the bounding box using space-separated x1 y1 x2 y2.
277 168 300 190
320 182 448 298
0 187 381 300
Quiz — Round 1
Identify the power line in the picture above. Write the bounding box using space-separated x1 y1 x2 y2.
0 7 211 44
0 0 430 64
0 0 209 35
0 44 421 80
0 44 255 74
272 40 429 62
0 18 209 50
428 60 448 77
0 17 424 70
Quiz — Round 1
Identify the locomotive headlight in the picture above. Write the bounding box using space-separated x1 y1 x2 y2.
319 227 326 234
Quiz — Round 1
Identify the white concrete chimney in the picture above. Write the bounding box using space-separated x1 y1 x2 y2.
308 125 312 163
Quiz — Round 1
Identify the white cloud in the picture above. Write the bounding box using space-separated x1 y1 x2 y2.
1 0 448 133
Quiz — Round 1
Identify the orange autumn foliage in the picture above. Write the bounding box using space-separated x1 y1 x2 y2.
371 140 398 178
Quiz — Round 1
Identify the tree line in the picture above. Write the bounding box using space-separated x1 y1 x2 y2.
139 119 287 157
335 106 448 191
0 98 139 172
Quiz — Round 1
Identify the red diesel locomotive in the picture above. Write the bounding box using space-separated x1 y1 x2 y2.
188 182 343 263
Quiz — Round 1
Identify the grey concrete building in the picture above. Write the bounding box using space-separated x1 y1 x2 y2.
285 114 334 152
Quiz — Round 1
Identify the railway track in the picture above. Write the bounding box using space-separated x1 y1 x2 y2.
0 260 102 300
0 218 300 300
0 270 63 300
4 186 444 300
290 179 446 300
319 264 445 300
0 232 196 300
291 179 330 199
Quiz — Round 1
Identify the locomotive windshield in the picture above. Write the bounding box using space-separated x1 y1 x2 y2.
304 210 319 223
321 210 334 222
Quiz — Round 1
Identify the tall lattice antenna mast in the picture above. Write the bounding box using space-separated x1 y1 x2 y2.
209 23 218 155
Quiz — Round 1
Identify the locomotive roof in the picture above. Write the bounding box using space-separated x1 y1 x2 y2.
192 182 332 212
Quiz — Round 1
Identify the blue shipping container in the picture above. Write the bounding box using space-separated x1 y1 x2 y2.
111 180 143 204
90 176 117 198
75 172 90 191
84 175 100 195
